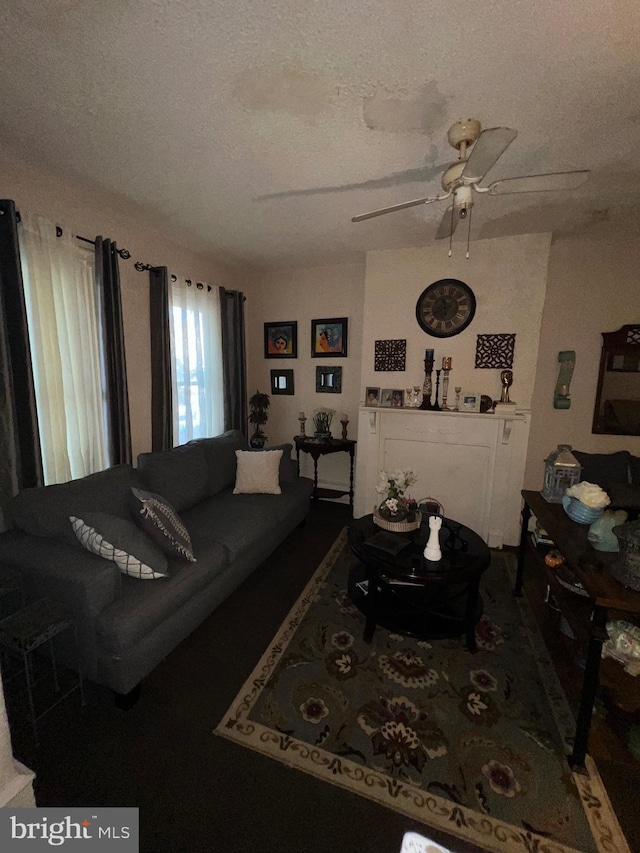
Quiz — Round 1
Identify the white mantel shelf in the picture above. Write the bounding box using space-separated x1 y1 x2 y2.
355 406 532 548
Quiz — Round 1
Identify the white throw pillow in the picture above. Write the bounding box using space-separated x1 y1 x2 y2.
233 449 283 495
70 514 168 580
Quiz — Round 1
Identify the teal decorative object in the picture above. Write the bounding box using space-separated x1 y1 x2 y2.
554 350 575 409
562 494 604 524
588 509 628 551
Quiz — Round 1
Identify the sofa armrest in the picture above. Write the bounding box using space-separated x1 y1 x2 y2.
0 530 121 680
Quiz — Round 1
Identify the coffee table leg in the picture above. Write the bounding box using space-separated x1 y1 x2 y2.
516 501 531 597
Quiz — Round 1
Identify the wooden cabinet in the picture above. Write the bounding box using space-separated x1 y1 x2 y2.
517 490 640 770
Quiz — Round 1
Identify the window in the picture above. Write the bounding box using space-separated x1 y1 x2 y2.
169 277 224 445
19 213 109 484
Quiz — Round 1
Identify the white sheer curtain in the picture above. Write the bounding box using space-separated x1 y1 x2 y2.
18 213 109 484
169 276 224 445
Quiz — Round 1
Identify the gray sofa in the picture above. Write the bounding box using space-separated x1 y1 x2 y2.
0 431 313 697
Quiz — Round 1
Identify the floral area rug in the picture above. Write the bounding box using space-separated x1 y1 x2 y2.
215 530 629 853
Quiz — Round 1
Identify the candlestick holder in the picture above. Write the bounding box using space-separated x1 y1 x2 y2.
432 370 442 411
441 368 451 410
453 386 462 411
419 358 434 410
340 418 349 440
298 415 307 437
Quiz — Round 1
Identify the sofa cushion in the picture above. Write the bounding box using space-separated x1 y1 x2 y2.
129 488 196 562
96 543 228 654
573 450 631 488
233 449 282 495
136 443 209 513
252 443 296 483
189 430 249 496
71 513 168 579
10 464 146 546
183 478 313 562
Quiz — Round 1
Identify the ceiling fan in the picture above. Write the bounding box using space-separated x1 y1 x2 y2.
352 118 589 256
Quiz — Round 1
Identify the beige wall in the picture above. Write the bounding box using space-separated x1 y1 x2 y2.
0 149 243 460
362 233 552 409
525 220 640 489
244 263 365 489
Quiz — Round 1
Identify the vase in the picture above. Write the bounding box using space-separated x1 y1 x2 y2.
378 501 408 523
249 434 266 448
314 431 332 441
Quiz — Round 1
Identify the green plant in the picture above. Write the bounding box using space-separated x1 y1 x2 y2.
312 407 335 434
248 390 270 440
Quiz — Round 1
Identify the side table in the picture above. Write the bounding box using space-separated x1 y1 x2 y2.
0 598 85 745
294 436 356 509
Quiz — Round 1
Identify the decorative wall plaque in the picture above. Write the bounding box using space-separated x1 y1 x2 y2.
475 333 516 369
374 339 406 371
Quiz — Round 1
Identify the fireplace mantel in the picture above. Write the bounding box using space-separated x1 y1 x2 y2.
354 407 531 547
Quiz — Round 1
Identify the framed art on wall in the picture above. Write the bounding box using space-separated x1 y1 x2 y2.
264 322 297 358
270 369 294 395
311 318 348 357
316 366 342 393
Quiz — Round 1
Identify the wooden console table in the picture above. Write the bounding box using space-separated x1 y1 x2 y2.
517 489 640 772
294 437 356 509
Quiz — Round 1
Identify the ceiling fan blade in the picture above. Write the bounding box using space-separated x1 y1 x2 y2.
351 193 448 222
435 206 459 240
462 127 518 181
486 170 590 195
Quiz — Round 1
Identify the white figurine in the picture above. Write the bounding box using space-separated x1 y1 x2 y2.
423 515 442 562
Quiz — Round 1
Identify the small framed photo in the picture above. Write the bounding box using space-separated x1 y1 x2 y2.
311 317 348 358
264 321 297 358
380 388 395 408
270 369 294 395
460 392 481 413
365 386 380 406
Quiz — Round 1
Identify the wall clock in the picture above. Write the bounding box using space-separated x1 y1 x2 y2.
415 279 476 338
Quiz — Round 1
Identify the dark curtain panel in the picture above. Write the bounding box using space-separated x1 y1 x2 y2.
0 200 43 520
149 266 173 451
220 289 247 433
95 237 132 466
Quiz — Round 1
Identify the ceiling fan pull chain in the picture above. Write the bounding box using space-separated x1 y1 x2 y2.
448 204 455 257
466 205 473 259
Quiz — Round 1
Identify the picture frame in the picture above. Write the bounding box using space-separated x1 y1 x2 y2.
380 388 404 408
365 386 380 406
270 369 294 395
311 317 348 358
316 365 342 393
264 321 297 358
460 391 481 413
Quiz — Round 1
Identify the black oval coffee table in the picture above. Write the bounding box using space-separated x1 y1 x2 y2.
347 514 491 651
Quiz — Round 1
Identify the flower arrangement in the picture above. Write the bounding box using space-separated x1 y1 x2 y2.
375 469 418 520
565 481 611 509
312 407 335 436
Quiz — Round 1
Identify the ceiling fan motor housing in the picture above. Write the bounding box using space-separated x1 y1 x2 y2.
447 118 481 150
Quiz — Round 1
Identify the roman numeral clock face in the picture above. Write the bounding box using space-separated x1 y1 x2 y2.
415 279 476 338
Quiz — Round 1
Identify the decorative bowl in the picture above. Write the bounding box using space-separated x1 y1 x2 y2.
373 506 422 533
562 494 604 525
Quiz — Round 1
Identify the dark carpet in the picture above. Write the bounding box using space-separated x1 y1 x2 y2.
5 502 640 853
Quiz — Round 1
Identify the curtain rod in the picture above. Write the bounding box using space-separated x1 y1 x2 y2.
16 209 243 298
15 210 131 259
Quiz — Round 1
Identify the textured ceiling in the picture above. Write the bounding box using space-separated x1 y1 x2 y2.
1 0 640 269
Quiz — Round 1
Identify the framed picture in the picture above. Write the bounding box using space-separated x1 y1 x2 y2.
380 388 394 408
365 386 380 406
311 317 348 358
264 321 297 358
460 392 481 413
270 369 294 395
316 366 342 393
